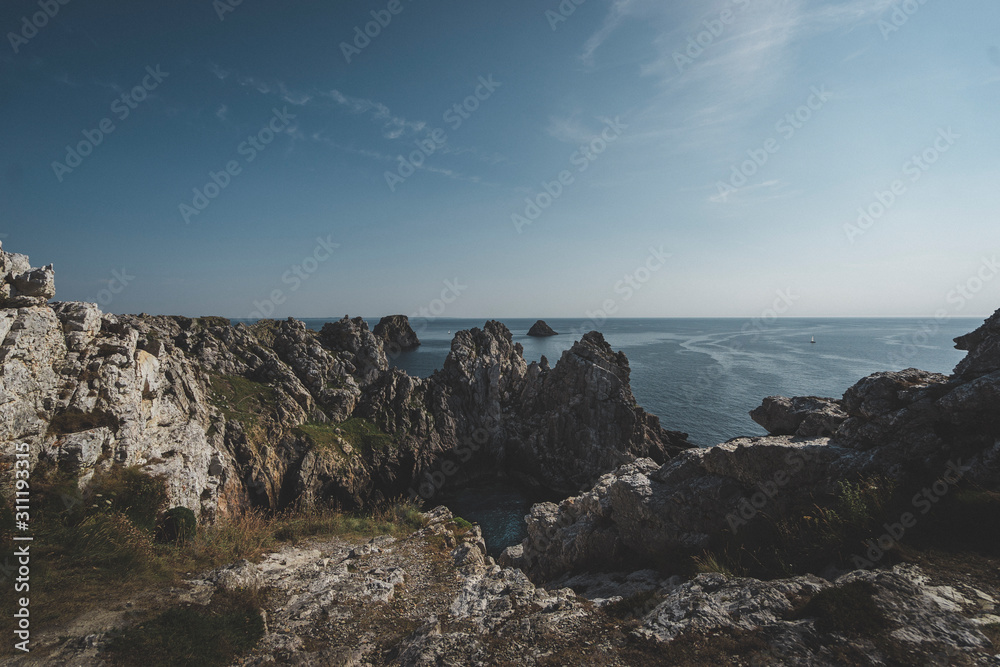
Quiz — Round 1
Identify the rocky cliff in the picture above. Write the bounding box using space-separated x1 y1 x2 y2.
0 244 691 522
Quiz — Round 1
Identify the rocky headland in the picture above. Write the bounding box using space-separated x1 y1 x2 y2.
3 241 1000 665
0 241 691 520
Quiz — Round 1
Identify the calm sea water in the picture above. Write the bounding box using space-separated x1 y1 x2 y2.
281 317 978 552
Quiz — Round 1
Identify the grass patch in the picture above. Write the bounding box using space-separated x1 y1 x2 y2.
693 550 744 578
209 374 278 426
339 417 395 455
272 502 427 545
295 418 395 457
452 516 474 531
47 408 119 435
0 463 428 659
102 588 264 667
294 422 348 455
798 580 889 637
90 465 169 533
159 506 197 543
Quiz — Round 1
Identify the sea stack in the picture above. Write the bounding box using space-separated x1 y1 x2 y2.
373 314 421 351
527 320 558 337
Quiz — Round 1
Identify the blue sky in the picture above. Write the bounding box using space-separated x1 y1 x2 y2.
1 0 998 318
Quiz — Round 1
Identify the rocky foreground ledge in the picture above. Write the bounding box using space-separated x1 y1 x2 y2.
14 506 1000 665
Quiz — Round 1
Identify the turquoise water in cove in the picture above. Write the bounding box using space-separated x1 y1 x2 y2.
281 317 979 553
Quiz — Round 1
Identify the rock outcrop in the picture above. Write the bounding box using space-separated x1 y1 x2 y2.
526 319 558 337
1 240 55 307
750 395 847 436
373 314 420 351
954 308 1000 380
352 324 693 498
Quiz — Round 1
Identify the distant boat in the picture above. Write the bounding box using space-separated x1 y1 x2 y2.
811 336 816 344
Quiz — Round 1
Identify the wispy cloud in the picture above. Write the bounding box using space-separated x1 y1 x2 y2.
546 111 596 144
209 63 230 80
708 178 784 203
310 132 395 161
278 83 312 106
324 89 428 140
204 65 496 187
580 0 638 65
583 0 899 150
237 74 271 94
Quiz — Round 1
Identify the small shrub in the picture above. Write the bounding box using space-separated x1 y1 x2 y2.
391 501 428 530
67 512 155 573
799 580 889 636
158 507 197 543
191 509 273 564
692 550 743 577
452 517 474 530
834 477 893 527
90 466 169 534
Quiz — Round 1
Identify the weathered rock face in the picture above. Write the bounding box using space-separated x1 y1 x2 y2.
359 324 693 496
526 319 558 337
954 307 1000 380
0 241 55 307
750 395 847 437
506 439 847 582
373 314 420 351
0 245 690 522
318 315 388 385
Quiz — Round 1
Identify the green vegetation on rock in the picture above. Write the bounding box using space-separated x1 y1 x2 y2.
209 373 278 426
295 417 395 457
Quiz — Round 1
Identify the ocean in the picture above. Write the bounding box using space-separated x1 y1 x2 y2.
287 316 979 554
